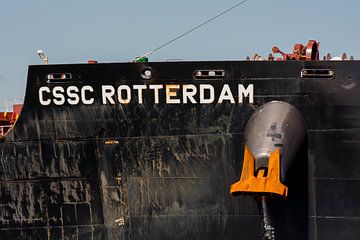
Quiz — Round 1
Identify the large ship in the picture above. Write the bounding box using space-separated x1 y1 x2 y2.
0 41 359 240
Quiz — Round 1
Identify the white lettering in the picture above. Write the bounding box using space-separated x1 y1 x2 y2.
218 84 235 103
183 84 197 104
53 86 65 105
81 86 94 105
66 86 80 105
102 85 115 104
166 84 180 104
118 85 131 104
38 83 255 106
199 84 215 104
133 85 147 104
238 84 254 103
39 86 51 105
149 85 163 104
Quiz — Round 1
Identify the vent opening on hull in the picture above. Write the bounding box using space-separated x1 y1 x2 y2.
193 70 225 79
46 73 73 83
300 69 335 78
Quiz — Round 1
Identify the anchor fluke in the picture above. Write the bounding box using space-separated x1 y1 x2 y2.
230 146 288 197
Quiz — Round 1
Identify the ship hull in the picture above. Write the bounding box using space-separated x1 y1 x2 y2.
1 60 360 239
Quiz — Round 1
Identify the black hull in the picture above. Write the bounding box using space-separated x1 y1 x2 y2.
1 61 360 239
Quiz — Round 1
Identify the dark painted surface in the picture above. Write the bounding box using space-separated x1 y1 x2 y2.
0 60 359 239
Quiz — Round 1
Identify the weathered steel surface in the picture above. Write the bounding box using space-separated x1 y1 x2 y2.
0 60 359 239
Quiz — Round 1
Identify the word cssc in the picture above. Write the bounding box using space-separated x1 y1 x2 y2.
38 84 254 106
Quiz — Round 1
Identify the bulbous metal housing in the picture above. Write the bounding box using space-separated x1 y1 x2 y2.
244 101 305 182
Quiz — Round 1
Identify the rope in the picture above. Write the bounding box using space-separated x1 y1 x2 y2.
135 0 249 61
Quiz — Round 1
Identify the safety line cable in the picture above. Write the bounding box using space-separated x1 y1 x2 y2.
134 0 249 61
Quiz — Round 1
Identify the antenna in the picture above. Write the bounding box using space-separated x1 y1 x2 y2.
37 50 48 64
134 0 249 61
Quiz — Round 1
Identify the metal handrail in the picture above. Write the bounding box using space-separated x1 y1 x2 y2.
0 124 12 136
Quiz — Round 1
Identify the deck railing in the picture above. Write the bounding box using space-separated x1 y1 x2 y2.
0 124 12 137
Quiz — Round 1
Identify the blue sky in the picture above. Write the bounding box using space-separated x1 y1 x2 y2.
0 0 359 109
